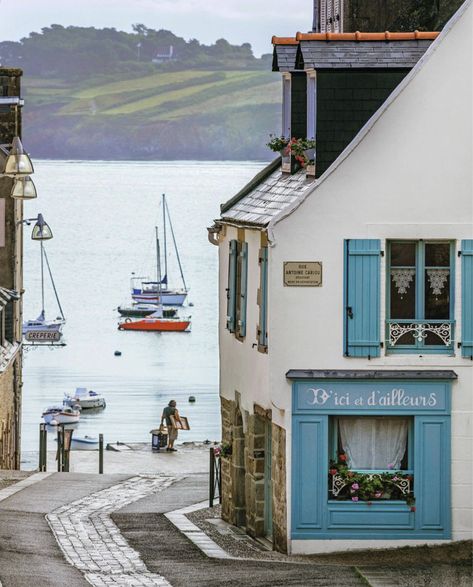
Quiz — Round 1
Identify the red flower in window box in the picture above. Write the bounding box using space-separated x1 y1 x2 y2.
329 469 337 476
339 453 347 462
410 506 416 512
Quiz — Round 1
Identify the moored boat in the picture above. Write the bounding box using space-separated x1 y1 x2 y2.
117 303 177 318
70 435 99 450
130 194 189 306
63 388 106 410
118 310 191 332
42 405 80 425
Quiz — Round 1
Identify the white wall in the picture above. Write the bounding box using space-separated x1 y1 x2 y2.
218 225 269 420
267 2 472 545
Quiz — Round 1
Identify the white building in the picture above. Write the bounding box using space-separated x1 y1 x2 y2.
209 1 472 554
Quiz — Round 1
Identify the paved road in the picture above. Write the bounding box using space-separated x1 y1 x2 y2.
113 475 364 587
0 473 129 587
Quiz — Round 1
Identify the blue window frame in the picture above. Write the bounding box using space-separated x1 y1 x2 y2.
386 241 455 354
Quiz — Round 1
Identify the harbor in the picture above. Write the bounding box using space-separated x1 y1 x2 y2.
20 160 263 457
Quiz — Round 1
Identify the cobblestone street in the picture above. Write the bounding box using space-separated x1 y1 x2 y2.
47 475 176 587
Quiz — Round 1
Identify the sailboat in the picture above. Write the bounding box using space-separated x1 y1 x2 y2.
131 194 188 306
119 228 191 332
23 241 65 343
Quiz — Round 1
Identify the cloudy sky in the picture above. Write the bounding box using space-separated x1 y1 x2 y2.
0 0 314 55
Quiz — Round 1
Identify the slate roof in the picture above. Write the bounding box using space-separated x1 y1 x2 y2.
273 44 298 71
220 158 314 227
297 39 434 69
272 31 439 71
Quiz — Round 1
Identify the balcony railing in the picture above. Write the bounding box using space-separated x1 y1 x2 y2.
386 319 455 351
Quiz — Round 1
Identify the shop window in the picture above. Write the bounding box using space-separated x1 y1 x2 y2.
329 416 414 503
387 241 454 353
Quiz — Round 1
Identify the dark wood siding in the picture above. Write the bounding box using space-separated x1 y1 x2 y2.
291 72 307 139
316 69 409 178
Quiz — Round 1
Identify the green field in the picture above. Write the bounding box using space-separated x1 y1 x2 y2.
22 68 281 159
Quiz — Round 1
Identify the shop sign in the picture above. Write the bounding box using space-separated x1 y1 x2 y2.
284 262 322 286
294 381 448 412
25 330 62 342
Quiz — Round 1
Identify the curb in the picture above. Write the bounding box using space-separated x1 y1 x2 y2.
0 472 53 503
165 501 233 559
355 567 400 587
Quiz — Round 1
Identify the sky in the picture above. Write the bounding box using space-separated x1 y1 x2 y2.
0 0 314 56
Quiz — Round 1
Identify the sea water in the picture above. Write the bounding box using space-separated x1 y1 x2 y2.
20 160 265 463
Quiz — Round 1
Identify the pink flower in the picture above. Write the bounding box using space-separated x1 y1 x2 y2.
387 463 394 470
393 476 399 481
351 483 360 490
352 496 359 502
374 491 383 498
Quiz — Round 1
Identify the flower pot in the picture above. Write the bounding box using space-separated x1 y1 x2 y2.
306 163 316 178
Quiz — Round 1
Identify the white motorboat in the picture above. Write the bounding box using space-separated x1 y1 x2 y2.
63 388 106 410
42 405 80 425
70 435 99 451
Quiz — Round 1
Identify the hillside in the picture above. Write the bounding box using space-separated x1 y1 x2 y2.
21 68 280 160
0 1 463 161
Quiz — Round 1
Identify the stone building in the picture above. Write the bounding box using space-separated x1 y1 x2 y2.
0 68 25 469
209 1 472 554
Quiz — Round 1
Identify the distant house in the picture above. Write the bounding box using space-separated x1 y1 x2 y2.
208 1 472 555
152 45 174 64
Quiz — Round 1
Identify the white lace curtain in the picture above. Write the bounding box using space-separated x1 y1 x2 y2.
339 417 408 470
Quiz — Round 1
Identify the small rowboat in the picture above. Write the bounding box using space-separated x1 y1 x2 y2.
118 311 191 332
42 405 80 425
70 436 99 450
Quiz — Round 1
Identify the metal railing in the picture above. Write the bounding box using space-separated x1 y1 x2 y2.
386 319 454 349
209 447 222 507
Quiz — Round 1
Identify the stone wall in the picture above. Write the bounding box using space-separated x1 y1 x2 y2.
245 413 265 537
271 422 287 553
220 394 288 552
0 68 23 470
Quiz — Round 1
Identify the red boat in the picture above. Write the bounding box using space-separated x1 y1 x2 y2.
119 225 191 333
118 310 191 332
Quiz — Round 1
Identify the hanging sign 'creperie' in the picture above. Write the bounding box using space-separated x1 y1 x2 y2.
25 330 62 342
284 261 322 286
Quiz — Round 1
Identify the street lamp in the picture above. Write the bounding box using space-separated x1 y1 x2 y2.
0 136 34 176
30 213 53 240
10 176 37 200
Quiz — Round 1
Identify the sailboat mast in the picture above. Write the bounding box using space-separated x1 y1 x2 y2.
162 194 168 284
40 241 45 317
164 197 188 293
43 247 65 320
155 226 162 301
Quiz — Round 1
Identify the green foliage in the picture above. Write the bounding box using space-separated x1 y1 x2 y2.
329 453 415 506
0 24 263 81
390 0 465 31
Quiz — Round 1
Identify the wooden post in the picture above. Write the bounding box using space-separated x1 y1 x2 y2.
56 426 62 472
99 434 104 474
39 423 44 471
209 447 215 508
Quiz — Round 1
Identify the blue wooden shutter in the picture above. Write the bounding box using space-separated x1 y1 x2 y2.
461 240 473 358
292 415 327 535
237 242 248 338
226 240 237 332
415 417 450 536
344 239 381 358
258 247 268 349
